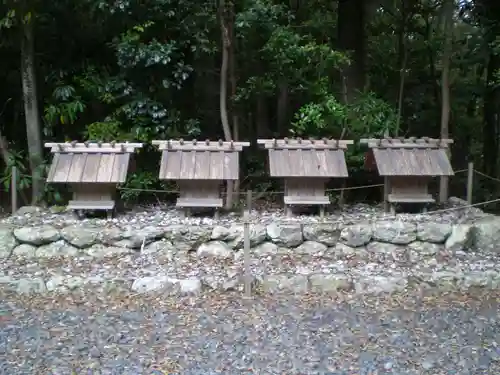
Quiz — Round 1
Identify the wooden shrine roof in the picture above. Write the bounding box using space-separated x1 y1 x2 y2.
152 139 250 180
257 138 353 178
45 142 143 184
359 137 454 176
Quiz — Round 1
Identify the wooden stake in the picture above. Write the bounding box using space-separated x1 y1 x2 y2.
467 161 474 205
243 210 251 298
11 166 17 213
246 189 252 212
383 177 390 213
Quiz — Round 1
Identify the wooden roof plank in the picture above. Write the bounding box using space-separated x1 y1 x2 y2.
47 153 60 182
195 151 211 179
223 152 238 180
311 150 326 177
66 154 87 183
289 149 304 176
110 153 130 183
179 151 196 179
81 154 102 183
51 153 73 183
330 150 349 177
300 150 314 177
96 154 116 183
163 151 182 179
209 152 224 180
268 149 283 176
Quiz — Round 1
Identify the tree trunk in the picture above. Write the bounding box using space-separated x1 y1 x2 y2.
395 2 408 136
219 0 234 209
276 82 288 135
483 52 500 177
228 1 240 197
20 15 44 205
438 0 453 204
256 96 269 137
337 0 366 101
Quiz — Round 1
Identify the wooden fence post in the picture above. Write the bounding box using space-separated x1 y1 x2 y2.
243 210 252 298
467 161 474 205
11 166 17 214
246 189 252 212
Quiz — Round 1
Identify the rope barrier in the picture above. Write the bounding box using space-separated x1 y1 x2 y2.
116 168 469 195
474 169 500 184
116 182 386 195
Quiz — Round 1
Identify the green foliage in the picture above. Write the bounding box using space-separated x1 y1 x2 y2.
84 121 124 141
119 171 158 202
44 85 86 128
291 92 399 138
291 95 347 136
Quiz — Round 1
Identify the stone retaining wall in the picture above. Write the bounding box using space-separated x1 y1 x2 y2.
1 218 500 295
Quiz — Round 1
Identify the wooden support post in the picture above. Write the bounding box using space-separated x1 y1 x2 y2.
383 177 390 213
467 161 474 205
243 211 252 299
338 180 346 209
246 189 252 213
11 166 17 214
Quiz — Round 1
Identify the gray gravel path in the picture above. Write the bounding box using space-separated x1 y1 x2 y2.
0 290 499 375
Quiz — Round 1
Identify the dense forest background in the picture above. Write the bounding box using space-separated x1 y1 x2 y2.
0 0 499 209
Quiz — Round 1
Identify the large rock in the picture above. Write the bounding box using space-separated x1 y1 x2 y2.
165 225 211 251
407 241 441 258
266 223 303 247
99 227 124 245
196 241 233 259
114 226 165 249
339 224 372 247
472 218 500 252
12 244 37 259
366 241 408 263
131 276 202 294
61 225 100 248
36 240 79 258
354 274 408 294
295 241 327 256
211 224 267 248
372 221 416 245
13 225 60 245
261 274 308 293
445 225 473 251
416 223 451 243
302 224 340 246
0 226 17 259
252 242 279 256
309 274 353 292
85 244 133 258
142 239 175 254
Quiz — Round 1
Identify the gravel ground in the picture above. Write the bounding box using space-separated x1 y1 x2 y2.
1 289 500 375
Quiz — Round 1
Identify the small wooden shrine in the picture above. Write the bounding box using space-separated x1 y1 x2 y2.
257 138 353 217
360 137 454 213
45 141 143 217
152 139 250 217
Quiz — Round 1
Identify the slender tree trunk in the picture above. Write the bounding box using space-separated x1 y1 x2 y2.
438 0 453 203
20 15 44 204
483 52 500 177
219 0 234 209
337 0 366 101
276 82 288 135
228 1 240 197
395 4 408 136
